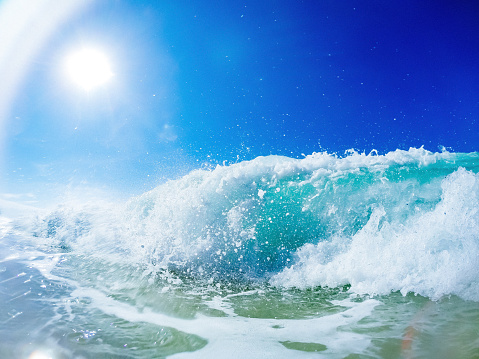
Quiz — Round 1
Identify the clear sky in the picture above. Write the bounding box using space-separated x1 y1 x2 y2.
1 0 478 200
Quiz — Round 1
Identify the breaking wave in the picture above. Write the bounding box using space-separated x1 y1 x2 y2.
26 148 479 301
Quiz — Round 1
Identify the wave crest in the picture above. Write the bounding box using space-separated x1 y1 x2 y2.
27 148 479 300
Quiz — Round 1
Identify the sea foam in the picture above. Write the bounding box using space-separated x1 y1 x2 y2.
271 167 479 301
24 148 479 300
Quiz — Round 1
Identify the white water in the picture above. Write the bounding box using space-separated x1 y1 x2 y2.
69 285 380 359
17 148 479 301
1 148 479 358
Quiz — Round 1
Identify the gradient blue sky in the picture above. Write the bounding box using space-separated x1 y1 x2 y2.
2 0 478 199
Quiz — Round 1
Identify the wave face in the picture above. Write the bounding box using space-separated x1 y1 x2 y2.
30 148 479 300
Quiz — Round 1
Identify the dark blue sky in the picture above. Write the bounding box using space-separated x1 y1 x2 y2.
3 0 479 197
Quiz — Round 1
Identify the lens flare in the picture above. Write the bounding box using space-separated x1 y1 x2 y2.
28 350 53 359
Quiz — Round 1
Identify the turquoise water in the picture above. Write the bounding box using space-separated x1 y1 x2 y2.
1 148 479 358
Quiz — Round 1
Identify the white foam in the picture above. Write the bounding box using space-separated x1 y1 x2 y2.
271 168 479 301
120 148 455 263
70 286 381 358
22 149 479 301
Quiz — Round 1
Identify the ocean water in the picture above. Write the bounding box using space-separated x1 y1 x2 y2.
1 148 479 358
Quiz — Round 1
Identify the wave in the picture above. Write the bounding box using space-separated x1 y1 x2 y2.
25 148 479 301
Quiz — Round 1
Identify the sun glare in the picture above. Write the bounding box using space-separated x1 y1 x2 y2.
65 47 113 91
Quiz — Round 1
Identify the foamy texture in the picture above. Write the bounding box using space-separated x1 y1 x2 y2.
271 167 479 301
25 148 479 300
70 285 380 358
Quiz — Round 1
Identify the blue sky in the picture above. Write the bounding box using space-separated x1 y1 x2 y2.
1 0 478 199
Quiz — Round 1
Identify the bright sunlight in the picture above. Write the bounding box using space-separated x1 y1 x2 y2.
65 47 113 91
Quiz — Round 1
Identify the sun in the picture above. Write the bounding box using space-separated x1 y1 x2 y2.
65 47 113 91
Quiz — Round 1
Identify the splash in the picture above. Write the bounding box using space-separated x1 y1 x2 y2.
26 148 479 300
